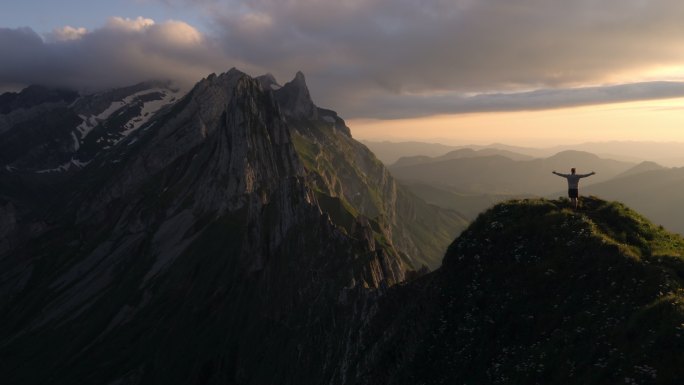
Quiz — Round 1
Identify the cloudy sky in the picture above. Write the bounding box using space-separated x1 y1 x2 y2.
3 0 684 145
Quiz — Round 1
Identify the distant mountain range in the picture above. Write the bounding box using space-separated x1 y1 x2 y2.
385 145 684 234
389 149 633 195
362 139 684 167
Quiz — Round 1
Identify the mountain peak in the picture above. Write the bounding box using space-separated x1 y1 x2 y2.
294 70 306 83
274 71 318 120
548 149 600 160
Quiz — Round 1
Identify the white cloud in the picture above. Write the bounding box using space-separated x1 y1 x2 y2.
50 26 88 42
106 16 156 31
148 20 203 46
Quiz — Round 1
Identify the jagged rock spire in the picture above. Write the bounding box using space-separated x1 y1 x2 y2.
274 71 318 120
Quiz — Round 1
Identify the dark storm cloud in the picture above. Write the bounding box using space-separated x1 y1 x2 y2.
4 0 684 118
199 0 684 116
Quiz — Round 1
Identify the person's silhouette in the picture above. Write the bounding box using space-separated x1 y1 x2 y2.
552 168 595 209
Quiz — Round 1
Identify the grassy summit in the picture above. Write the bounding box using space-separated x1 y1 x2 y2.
356 197 684 385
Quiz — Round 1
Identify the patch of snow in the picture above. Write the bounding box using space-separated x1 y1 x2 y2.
67 97 81 108
71 158 90 168
270 83 282 90
97 100 127 120
127 137 138 146
322 115 336 123
71 132 80 151
35 158 90 173
75 114 98 140
114 88 182 143
71 87 183 153
36 161 73 174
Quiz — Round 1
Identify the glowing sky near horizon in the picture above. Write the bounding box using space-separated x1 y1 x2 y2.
349 97 684 146
3 0 684 146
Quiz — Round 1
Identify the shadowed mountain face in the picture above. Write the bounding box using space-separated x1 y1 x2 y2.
346 197 684 384
0 69 466 384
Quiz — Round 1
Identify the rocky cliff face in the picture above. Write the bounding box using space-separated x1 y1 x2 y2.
0 69 409 384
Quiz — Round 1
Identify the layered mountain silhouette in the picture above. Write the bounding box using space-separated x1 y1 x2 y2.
388 145 684 235
364 139 684 167
392 147 534 168
387 149 641 222
389 150 633 195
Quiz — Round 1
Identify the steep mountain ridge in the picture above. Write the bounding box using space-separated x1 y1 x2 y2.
0 69 435 384
271 74 468 269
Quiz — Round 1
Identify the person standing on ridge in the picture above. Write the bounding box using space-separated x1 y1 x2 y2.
552 168 595 209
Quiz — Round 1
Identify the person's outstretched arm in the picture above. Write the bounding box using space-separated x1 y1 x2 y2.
578 171 596 178
552 171 568 177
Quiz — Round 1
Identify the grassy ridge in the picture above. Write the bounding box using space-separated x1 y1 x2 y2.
356 197 684 384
